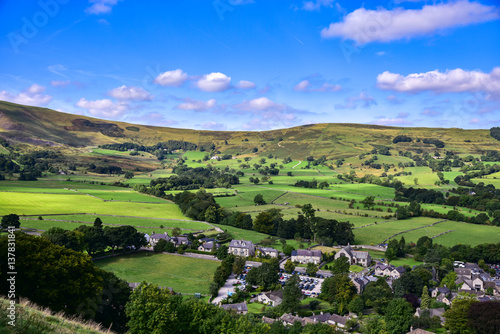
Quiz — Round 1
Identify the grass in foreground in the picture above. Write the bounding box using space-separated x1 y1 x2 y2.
0 297 110 334
94 252 220 294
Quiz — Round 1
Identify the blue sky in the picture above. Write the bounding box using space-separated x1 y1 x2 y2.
0 0 499 131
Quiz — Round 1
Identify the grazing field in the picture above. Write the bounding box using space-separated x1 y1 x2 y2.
94 252 220 294
0 191 187 219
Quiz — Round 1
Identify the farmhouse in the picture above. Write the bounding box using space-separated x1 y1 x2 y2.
291 249 322 264
228 239 255 257
430 287 450 298
334 245 371 267
258 290 283 306
256 247 279 258
149 232 171 247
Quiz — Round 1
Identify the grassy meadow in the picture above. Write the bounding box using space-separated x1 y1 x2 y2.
94 252 220 294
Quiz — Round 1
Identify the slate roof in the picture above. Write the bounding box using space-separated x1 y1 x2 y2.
328 314 347 325
150 232 170 240
291 249 322 257
264 290 283 303
306 312 331 323
229 239 254 249
220 302 248 312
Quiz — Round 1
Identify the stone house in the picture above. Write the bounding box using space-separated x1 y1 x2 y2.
228 239 255 257
334 245 371 267
149 232 170 247
374 263 405 278
291 249 322 264
198 241 218 252
220 302 248 314
258 290 283 306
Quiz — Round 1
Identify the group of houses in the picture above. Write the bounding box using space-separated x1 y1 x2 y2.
148 231 191 247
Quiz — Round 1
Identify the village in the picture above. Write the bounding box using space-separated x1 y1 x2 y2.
142 231 500 333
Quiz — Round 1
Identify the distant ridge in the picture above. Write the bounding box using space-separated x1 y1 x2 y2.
0 100 496 159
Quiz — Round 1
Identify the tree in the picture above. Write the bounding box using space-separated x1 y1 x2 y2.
330 256 350 275
362 278 393 314
440 271 457 291
347 296 364 316
281 275 302 313
444 293 478 334
361 315 389 334
284 259 295 273
216 245 229 260
77 225 108 256
0 233 104 318
467 301 500 334
321 274 356 314
361 196 376 209
306 262 318 276
172 227 181 237
282 244 295 256
93 217 103 229
154 239 168 252
246 262 279 289
125 283 183 333
384 298 414 334
392 271 425 297
164 241 176 253
254 194 266 205
1 213 20 229
232 256 246 276
421 285 431 309
253 208 282 234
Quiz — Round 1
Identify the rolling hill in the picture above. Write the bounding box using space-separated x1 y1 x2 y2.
0 100 498 159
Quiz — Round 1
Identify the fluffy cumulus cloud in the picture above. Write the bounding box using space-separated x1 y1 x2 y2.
196 72 231 92
302 0 335 11
176 98 217 111
201 121 227 131
154 69 189 87
377 67 500 99
75 98 128 117
321 1 499 43
236 80 256 89
294 79 341 92
85 0 121 15
108 85 152 101
335 91 376 109
0 84 52 106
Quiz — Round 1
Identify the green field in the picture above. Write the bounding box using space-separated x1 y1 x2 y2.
0 191 186 219
94 252 220 294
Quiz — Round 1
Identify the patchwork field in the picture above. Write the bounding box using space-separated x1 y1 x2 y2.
94 252 220 294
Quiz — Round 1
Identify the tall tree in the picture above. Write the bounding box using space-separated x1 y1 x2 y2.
321 274 356 314
467 301 500 334
444 293 478 334
420 285 431 309
284 259 295 274
331 256 350 275
384 298 414 334
362 278 394 314
281 275 302 313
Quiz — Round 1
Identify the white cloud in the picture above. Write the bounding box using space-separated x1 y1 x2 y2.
302 0 335 11
154 69 188 87
375 51 386 56
201 121 227 131
196 72 231 92
377 67 500 99
335 91 376 109
108 85 152 101
0 84 52 106
176 98 217 111
236 80 256 89
386 94 404 104
321 1 499 44
75 98 128 118
85 0 121 15
294 79 341 92
235 97 303 129
235 97 282 111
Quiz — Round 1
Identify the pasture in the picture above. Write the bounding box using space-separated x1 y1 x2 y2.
94 252 220 294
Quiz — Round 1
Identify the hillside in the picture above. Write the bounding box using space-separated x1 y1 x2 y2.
0 100 498 159
0 297 112 334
